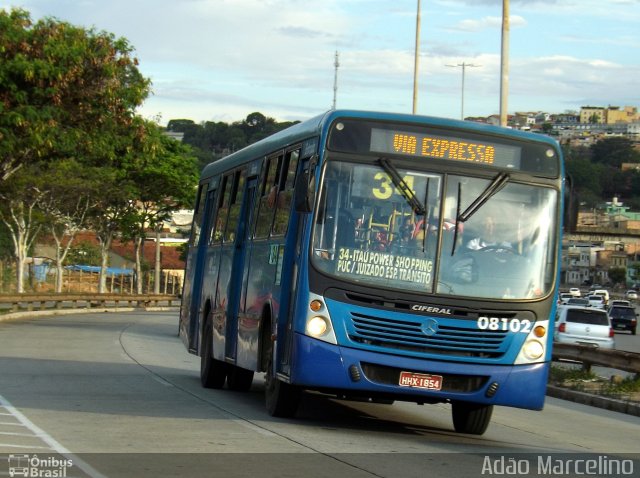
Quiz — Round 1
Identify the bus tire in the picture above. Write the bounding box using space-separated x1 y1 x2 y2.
451 401 493 435
264 343 300 417
227 366 254 391
201 318 228 389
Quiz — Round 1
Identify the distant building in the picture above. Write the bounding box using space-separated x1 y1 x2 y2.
579 105 639 125
580 106 606 124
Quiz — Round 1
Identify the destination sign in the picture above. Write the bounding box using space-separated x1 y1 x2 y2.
336 247 433 286
370 128 522 169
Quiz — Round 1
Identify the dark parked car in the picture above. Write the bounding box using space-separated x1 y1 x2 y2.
608 306 638 335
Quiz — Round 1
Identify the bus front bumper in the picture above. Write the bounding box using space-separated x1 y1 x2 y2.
290 333 549 410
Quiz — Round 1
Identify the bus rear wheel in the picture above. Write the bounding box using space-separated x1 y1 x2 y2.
451 401 493 435
201 318 228 389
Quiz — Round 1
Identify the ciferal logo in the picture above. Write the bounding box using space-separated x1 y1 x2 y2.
411 304 452 315
421 318 439 336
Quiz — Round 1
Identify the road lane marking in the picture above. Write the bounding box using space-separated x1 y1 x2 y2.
0 394 107 478
0 431 35 437
0 442 51 449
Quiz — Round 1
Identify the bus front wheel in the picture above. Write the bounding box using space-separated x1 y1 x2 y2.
451 401 493 435
201 318 228 389
264 343 300 417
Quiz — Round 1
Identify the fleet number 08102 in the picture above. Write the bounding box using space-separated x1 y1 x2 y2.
477 316 532 333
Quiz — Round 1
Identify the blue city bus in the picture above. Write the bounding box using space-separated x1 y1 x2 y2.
179 110 563 435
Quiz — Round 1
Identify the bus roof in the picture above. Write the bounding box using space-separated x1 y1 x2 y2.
199 109 561 180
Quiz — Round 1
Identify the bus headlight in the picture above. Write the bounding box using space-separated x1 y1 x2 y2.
304 293 337 344
515 320 548 364
522 340 544 360
306 316 328 336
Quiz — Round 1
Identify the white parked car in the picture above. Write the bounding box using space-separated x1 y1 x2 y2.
569 287 581 297
558 293 573 305
625 290 638 300
566 297 589 307
592 289 609 305
554 306 615 349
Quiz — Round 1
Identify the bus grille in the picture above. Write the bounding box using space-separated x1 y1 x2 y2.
347 312 509 358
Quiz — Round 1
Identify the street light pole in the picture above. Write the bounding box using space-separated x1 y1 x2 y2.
412 0 421 114
499 0 510 126
446 62 480 120
332 51 339 110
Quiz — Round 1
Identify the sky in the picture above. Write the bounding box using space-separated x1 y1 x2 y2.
3 0 639 126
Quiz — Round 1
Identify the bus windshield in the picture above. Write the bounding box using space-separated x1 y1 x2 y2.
311 159 557 300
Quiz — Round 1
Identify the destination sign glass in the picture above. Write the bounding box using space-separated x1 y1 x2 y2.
326 118 560 176
370 128 522 169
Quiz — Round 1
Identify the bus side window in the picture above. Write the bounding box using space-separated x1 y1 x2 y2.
223 169 246 243
272 148 300 236
254 154 282 239
189 185 207 247
211 175 231 245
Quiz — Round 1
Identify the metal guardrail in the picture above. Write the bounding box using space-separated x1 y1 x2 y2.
552 342 640 375
0 293 179 314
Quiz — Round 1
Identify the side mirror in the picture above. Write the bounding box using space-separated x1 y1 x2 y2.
294 169 311 213
294 156 317 213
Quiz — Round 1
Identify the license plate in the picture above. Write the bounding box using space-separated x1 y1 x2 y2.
399 371 443 390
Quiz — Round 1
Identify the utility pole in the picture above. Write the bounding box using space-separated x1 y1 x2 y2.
332 51 339 110
412 0 421 114
446 62 480 120
499 0 510 127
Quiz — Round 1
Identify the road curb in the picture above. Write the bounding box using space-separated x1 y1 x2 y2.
0 306 178 322
546 384 640 417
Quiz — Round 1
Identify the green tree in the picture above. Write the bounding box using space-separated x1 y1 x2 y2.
166 119 196 132
0 9 151 182
564 157 604 207
66 241 102 266
85 166 139 293
123 122 199 293
37 159 100 292
1 8 152 293
608 267 626 286
0 163 47 292
590 137 640 168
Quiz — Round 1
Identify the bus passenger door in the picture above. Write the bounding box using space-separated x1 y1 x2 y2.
179 184 218 353
223 172 255 363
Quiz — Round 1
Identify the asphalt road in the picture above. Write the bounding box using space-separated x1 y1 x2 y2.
0 311 638 478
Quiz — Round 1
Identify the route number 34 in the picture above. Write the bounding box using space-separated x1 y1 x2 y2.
372 172 415 199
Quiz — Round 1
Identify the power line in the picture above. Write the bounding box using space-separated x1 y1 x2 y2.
332 51 340 110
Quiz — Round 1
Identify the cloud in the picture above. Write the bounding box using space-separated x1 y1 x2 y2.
448 15 526 32
12 0 639 123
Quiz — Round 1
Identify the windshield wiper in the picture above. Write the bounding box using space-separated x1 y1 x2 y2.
450 172 510 255
377 158 425 216
422 178 430 254
458 172 510 223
